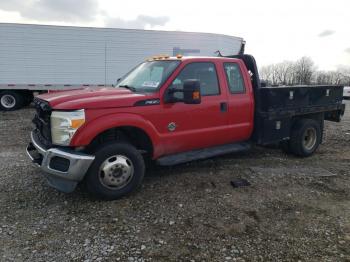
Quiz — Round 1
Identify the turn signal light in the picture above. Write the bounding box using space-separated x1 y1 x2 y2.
71 119 85 129
192 91 200 99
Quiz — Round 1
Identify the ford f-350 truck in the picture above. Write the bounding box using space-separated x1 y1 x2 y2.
26 53 345 199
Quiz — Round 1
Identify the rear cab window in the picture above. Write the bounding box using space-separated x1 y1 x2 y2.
224 63 246 94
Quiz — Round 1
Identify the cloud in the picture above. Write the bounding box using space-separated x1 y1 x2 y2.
318 30 335 37
0 0 169 29
0 0 98 22
105 15 169 29
345 48 350 54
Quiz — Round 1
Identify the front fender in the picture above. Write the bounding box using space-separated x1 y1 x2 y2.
70 113 162 157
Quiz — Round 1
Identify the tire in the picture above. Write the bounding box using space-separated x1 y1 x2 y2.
0 91 24 111
85 142 145 200
289 118 321 157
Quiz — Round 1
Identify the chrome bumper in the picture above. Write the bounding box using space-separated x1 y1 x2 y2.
26 131 95 192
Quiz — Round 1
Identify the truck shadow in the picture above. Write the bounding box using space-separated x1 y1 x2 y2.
28 145 291 204
145 145 285 180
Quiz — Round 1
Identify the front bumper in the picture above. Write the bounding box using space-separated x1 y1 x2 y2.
26 131 95 193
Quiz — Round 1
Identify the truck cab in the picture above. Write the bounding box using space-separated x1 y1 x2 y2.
124 56 255 157
27 55 345 199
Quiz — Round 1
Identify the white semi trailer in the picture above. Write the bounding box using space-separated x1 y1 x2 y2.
0 23 243 110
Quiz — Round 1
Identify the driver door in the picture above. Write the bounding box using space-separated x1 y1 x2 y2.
155 61 232 156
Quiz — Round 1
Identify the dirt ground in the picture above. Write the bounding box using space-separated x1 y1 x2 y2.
0 101 349 262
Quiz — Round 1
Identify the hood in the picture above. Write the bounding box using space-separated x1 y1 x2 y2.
37 87 152 110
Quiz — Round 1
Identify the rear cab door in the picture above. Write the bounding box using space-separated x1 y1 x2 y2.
219 59 254 141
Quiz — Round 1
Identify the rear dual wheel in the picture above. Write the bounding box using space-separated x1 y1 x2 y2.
281 118 321 157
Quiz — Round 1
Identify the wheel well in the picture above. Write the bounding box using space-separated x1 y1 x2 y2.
88 126 154 157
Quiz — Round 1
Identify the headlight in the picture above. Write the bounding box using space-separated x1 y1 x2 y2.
51 110 85 146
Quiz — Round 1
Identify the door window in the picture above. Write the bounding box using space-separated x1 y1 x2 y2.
169 62 220 99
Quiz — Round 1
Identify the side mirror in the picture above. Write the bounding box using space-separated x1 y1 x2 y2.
183 79 201 104
165 79 201 104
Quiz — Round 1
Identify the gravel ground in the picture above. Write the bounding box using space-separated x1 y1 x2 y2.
0 101 350 262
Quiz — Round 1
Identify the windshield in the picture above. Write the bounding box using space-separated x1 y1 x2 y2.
117 60 180 92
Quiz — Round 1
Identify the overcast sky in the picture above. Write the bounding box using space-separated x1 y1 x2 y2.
0 0 349 70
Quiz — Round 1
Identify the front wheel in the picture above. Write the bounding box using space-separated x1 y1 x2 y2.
289 119 321 157
85 142 145 200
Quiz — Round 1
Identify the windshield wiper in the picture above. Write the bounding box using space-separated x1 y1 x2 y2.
118 85 136 92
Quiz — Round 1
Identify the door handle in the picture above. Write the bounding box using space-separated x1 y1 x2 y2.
220 102 228 112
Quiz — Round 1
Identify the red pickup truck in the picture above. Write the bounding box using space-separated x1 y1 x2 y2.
27 54 345 199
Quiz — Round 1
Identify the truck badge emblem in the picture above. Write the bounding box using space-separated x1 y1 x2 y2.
168 122 176 132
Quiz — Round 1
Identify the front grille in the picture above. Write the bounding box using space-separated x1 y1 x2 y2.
32 98 52 147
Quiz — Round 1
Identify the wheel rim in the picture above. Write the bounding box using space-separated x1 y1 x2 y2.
303 127 317 150
98 155 134 190
1 94 16 109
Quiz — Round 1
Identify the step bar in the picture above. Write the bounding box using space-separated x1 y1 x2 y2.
157 142 251 166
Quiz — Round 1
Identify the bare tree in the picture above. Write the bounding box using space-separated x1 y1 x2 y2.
314 71 333 85
274 61 293 85
314 69 350 85
260 57 350 87
337 66 350 86
294 57 315 85
260 65 274 85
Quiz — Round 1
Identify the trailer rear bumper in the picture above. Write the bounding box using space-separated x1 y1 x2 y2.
26 131 95 193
